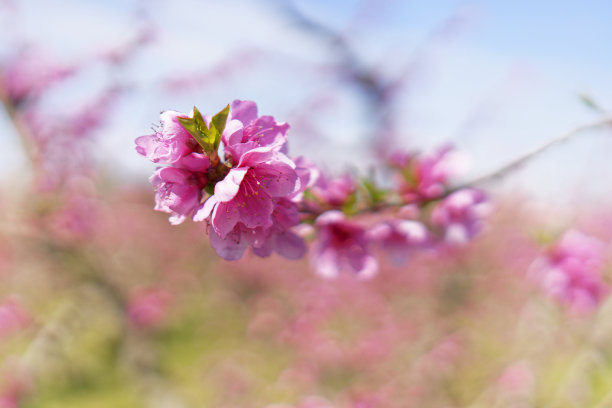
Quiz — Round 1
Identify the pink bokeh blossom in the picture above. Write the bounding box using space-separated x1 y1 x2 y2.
391 146 468 204
367 220 429 265
529 230 608 311
127 288 171 329
312 211 377 278
431 188 491 245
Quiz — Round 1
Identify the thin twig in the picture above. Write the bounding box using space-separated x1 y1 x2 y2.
459 117 612 188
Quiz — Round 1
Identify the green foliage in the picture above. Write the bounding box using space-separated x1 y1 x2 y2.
178 105 230 158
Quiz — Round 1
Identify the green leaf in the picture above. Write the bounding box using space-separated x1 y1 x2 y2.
208 104 230 152
211 105 230 135
177 105 229 157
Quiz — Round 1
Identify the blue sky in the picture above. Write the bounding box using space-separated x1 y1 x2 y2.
1 0 611 206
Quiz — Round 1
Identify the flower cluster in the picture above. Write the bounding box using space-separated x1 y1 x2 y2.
137 101 490 276
137 100 307 261
528 230 609 311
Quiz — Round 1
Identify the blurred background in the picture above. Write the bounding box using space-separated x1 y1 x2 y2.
1 0 612 407
2 0 612 201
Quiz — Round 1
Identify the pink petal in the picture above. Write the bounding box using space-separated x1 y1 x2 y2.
209 228 248 261
223 119 245 147
237 145 277 167
252 236 273 258
176 152 210 172
193 195 218 222
253 162 298 197
157 167 189 184
214 167 249 202
134 134 157 158
315 248 340 279
354 255 378 279
274 231 306 260
211 201 240 238
236 187 274 229
229 100 258 125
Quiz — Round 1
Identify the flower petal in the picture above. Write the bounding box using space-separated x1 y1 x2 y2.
214 167 249 202
274 231 306 260
211 201 240 238
252 162 298 197
229 100 258 125
314 247 340 279
193 195 218 222
209 228 248 261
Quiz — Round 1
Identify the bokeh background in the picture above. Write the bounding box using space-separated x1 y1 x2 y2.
1 0 612 407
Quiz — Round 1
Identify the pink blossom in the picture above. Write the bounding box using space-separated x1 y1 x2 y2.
205 197 308 261
187 101 301 261
528 230 608 311
392 146 467 203
309 173 356 208
368 220 429 265
196 148 297 231
135 110 200 164
290 156 320 202
222 99 290 163
137 101 303 261
251 198 307 260
150 162 208 225
431 188 491 245
312 211 378 278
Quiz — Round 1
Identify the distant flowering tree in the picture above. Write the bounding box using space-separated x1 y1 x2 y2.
136 100 491 277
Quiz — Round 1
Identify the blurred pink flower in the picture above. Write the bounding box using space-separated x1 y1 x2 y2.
0 50 75 104
127 288 171 329
290 156 320 202
0 383 20 408
529 230 608 311
251 198 306 260
312 211 377 278
367 220 429 265
391 146 468 204
309 173 356 208
431 188 491 245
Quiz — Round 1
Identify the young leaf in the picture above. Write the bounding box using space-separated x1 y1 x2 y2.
178 107 211 151
207 104 230 152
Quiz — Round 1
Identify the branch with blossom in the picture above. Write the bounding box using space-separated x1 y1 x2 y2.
136 100 492 277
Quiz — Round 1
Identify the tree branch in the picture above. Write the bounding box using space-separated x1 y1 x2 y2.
458 117 612 188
